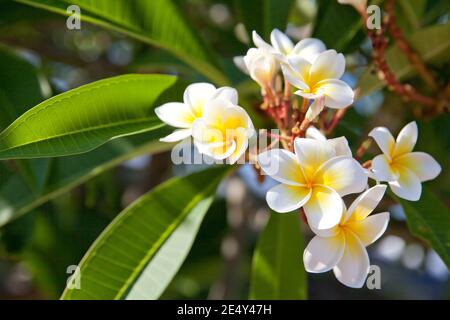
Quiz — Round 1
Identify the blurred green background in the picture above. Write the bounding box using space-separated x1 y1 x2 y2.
0 0 449 299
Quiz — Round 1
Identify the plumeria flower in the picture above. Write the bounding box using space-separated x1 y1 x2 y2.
192 98 254 164
233 30 325 88
258 137 367 230
251 29 326 63
304 185 389 288
369 121 441 201
155 83 237 142
281 49 354 120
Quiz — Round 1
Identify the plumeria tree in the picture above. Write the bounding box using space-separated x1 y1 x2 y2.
0 0 448 299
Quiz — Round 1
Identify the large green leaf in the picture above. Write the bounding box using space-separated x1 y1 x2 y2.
397 187 450 269
0 74 179 160
250 212 307 300
234 0 294 39
0 127 174 227
358 22 450 97
14 0 227 85
61 166 230 300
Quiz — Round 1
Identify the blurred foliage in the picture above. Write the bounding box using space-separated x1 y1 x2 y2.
0 0 448 300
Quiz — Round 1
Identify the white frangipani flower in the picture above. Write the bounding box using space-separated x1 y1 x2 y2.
252 29 326 63
369 121 441 201
281 49 354 120
304 185 389 288
155 83 237 142
257 137 367 230
233 29 326 87
192 98 254 164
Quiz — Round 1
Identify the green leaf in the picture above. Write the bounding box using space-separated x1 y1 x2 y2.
313 0 364 52
14 0 228 85
0 74 179 160
397 187 450 268
61 166 230 300
234 0 294 39
250 212 307 300
0 127 174 226
358 22 450 97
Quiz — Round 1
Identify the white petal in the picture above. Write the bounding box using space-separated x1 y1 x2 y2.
346 212 390 246
233 56 249 74
155 102 195 128
213 87 238 105
395 152 442 182
195 139 236 161
393 121 418 157
227 127 249 165
368 127 395 158
328 136 352 157
294 138 336 178
371 154 399 182
305 97 325 121
309 50 346 83
257 149 306 186
160 128 192 142
252 31 273 50
316 79 354 108
270 28 294 55
292 38 326 64
344 185 387 222
281 62 308 90
304 233 345 273
304 185 343 230
266 184 312 213
306 126 327 141
388 166 422 201
183 83 217 116
333 231 370 288
316 156 368 196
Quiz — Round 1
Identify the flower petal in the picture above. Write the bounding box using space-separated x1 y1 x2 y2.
160 128 192 142
309 50 346 83
281 60 309 90
155 102 195 128
306 126 327 141
371 154 399 182
328 136 352 157
304 185 343 230
369 126 395 158
213 87 238 105
233 56 249 74
393 121 418 157
346 212 390 246
227 127 249 164
294 138 336 179
266 184 312 213
270 28 294 55
388 166 422 201
304 233 345 273
183 83 217 116
252 31 273 50
305 97 325 121
292 38 326 64
316 156 368 196
344 185 387 222
395 152 441 182
333 231 370 288
258 149 307 186
316 79 354 109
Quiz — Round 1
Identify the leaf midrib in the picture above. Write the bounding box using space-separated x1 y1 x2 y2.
0 117 162 154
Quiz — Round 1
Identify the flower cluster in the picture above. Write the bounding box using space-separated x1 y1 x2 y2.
155 28 441 288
